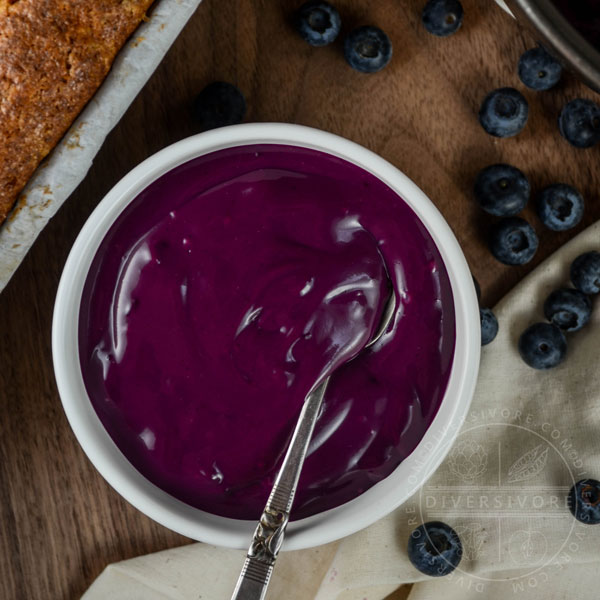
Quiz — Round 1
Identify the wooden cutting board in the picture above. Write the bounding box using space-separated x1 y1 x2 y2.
1 0 598 598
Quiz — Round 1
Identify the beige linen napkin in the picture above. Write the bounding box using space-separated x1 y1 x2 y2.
83 221 600 600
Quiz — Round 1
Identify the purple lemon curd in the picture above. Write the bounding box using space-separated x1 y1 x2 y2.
79 144 455 520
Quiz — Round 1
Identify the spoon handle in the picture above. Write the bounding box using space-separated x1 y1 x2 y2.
230 379 329 600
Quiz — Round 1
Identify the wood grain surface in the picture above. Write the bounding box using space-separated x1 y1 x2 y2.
1 1 600 598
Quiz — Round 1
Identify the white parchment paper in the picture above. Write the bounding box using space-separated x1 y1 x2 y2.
0 0 203 292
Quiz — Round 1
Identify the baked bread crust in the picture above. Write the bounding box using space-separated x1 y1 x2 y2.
0 0 154 223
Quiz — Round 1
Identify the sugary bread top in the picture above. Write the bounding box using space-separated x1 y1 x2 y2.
0 0 154 223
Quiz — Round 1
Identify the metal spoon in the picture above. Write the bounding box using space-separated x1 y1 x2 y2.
230 290 397 600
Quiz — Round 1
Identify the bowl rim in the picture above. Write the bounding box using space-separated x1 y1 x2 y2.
52 123 480 550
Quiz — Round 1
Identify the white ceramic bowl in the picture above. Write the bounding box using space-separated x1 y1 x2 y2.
52 123 480 550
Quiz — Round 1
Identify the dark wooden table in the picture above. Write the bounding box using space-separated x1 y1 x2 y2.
1 1 599 598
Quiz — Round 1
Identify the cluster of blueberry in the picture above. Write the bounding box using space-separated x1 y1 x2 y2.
191 0 402 127
518 251 599 369
480 46 600 148
193 0 466 128
473 161 588 349
407 475 600 578
476 165 584 254
475 46 591 279
472 35 600 362
189 2 465 127
294 0 467 70
294 1 392 73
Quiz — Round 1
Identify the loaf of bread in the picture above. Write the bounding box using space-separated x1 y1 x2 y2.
0 0 155 224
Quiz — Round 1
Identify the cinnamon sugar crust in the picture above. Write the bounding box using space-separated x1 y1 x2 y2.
0 0 154 223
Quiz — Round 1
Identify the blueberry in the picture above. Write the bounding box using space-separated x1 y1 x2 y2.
518 322 567 369
568 479 600 524
343 26 392 73
489 217 538 266
474 164 530 216
479 87 528 138
408 521 462 577
480 308 498 345
571 251 600 295
473 275 481 303
558 98 600 148
543 288 592 332
422 0 464 37
193 82 246 131
537 184 584 231
518 46 563 91
294 1 341 47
